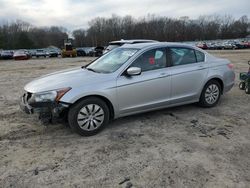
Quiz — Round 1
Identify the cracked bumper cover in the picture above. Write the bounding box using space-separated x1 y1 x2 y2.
19 92 69 116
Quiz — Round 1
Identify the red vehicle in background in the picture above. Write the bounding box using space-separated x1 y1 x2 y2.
13 50 31 60
196 42 208 50
242 41 250 48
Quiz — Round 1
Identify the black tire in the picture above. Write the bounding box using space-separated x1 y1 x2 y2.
245 84 250 94
68 97 110 136
199 80 222 107
239 82 246 90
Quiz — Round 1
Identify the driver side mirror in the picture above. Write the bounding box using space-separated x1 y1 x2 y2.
126 67 141 76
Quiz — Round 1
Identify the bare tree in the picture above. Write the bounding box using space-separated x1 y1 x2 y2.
0 15 249 49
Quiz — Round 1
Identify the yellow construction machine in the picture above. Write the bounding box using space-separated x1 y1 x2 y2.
61 39 77 58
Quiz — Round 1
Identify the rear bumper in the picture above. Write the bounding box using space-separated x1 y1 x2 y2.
36 54 47 57
49 54 58 57
14 56 29 60
224 82 234 93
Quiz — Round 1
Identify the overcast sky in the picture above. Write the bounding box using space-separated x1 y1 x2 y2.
0 0 249 30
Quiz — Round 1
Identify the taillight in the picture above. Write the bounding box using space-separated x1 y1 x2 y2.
227 63 234 69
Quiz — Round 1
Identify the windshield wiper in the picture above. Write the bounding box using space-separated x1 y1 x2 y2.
85 67 100 73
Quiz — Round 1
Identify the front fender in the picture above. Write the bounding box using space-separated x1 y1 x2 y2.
59 82 119 117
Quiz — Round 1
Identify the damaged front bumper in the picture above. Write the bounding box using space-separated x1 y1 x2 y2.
20 91 69 120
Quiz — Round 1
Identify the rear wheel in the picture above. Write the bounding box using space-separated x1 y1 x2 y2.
199 80 221 107
68 97 109 136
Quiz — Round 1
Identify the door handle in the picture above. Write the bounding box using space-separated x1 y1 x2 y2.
159 72 170 77
198 65 206 70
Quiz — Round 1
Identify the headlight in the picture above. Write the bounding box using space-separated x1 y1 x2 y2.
34 91 57 102
33 87 71 102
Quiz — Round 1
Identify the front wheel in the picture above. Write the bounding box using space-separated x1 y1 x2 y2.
68 97 110 136
199 80 221 107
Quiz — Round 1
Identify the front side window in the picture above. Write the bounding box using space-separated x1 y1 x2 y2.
87 48 138 73
169 47 197 66
131 48 166 72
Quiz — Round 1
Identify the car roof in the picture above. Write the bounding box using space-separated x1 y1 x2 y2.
120 42 201 50
109 39 158 45
1 50 12 52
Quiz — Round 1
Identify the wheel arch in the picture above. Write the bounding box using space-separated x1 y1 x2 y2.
198 77 224 107
204 77 224 94
69 95 115 120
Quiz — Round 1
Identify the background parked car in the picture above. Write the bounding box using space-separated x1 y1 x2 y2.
242 41 250 48
103 39 158 54
48 50 59 57
35 49 49 58
87 47 95 56
195 40 250 50
13 50 31 60
223 42 236 50
196 42 208 50
94 46 104 57
76 48 86 57
28 49 37 57
214 42 225 50
232 41 246 49
89 46 104 57
82 47 94 56
0 50 13 59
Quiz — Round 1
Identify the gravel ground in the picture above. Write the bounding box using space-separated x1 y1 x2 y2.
0 51 250 188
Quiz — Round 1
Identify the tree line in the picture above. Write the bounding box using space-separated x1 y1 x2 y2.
0 15 249 49
74 15 249 47
0 20 68 49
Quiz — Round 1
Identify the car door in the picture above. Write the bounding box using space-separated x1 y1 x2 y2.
168 47 209 104
116 48 171 116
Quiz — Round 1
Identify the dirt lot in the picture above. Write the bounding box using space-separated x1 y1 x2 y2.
0 50 250 188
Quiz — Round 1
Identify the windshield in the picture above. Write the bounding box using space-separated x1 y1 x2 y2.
86 48 138 73
14 50 25 55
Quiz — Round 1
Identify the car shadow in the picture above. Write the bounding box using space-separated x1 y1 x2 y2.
107 103 198 129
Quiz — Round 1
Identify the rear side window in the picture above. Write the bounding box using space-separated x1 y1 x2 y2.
195 50 205 62
131 48 167 72
169 48 196 66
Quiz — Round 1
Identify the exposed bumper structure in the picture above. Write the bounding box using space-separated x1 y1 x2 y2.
20 92 69 120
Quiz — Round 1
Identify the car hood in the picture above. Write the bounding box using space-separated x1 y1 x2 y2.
24 67 111 93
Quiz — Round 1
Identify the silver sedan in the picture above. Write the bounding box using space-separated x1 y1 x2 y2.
20 42 235 136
